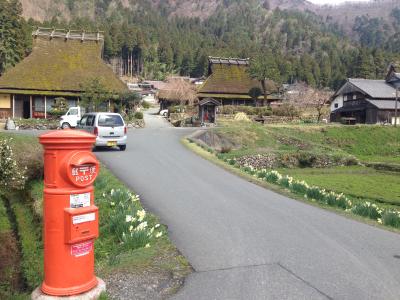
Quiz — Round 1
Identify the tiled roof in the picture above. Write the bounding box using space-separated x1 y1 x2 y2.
348 79 397 98
0 33 127 94
366 99 400 109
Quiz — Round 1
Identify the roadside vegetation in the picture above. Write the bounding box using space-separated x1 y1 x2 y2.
187 119 400 229
0 132 191 299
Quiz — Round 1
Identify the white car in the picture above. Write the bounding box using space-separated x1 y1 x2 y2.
160 109 168 117
60 106 84 129
77 112 127 151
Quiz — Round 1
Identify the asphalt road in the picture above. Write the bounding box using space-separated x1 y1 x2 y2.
95 111 400 300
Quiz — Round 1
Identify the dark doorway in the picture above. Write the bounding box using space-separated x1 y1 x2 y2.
23 99 30 118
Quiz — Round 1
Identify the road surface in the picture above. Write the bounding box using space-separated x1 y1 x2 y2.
96 110 400 299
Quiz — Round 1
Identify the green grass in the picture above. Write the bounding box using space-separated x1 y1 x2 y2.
212 120 400 208
277 166 400 207
9 193 44 290
216 121 400 163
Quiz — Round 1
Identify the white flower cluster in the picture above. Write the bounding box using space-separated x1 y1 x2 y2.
219 156 400 227
103 188 165 250
0 138 26 190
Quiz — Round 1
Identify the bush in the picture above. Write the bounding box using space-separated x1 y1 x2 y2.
220 146 232 154
133 111 143 119
298 153 317 168
141 101 150 109
219 105 272 116
272 103 299 118
0 138 26 190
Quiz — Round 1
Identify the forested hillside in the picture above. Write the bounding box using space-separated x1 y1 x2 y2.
1 0 400 89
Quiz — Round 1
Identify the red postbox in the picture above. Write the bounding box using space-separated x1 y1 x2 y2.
39 130 100 296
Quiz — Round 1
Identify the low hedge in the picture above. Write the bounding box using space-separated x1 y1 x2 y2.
219 105 272 116
11 196 43 290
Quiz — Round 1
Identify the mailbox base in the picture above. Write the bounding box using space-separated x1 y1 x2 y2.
32 277 106 300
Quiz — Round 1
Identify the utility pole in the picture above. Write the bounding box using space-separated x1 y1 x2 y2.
395 88 398 127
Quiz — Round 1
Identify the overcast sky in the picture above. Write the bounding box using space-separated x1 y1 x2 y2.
308 0 370 5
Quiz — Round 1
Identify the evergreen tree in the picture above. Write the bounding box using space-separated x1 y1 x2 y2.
0 0 31 74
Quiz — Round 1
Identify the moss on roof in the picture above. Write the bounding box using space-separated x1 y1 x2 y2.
197 93 281 100
198 63 277 95
0 36 127 94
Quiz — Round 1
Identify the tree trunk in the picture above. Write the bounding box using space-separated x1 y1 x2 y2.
261 79 269 107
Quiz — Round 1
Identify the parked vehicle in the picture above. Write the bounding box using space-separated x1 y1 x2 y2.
77 112 127 151
159 109 168 117
59 106 84 129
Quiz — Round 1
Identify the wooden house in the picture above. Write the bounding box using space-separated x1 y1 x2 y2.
330 65 400 124
197 57 281 107
0 28 127 119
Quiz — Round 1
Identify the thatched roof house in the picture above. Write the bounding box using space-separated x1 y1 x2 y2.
0 28 127 119
197 57 280 106
157 78 198 110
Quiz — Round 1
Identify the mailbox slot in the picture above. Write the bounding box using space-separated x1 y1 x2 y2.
64 206 99 244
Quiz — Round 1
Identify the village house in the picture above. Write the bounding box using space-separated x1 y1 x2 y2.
197 57 281 107
0 28 127 119
330 65 400 124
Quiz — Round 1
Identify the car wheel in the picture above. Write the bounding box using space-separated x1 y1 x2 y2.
119 145 126 151
61 122 71 129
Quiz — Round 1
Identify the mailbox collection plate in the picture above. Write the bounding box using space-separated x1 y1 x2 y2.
64 206 99 245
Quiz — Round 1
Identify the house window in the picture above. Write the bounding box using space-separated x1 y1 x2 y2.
334 103 338 108
34 97 45 112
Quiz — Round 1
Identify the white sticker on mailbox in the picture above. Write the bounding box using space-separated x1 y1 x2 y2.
72 213 95 224
70 193 90 208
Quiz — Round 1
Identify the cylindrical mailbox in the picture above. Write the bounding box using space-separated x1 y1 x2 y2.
39 130 100 296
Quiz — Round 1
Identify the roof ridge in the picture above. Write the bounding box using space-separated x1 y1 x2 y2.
33 27 104 42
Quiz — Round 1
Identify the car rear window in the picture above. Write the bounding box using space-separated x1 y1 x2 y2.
97 114 124 127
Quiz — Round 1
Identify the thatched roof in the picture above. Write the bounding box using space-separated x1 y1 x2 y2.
157 78 198 103
198 57 278 99
0 29 127 96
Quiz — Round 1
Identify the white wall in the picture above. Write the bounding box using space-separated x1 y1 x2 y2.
330 95 343 112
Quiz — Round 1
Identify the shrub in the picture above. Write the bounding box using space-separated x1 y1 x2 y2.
141 100 150 109
133 111 144 119
0 138 26 190
351 202 382 220
297 153 316 168
382 210 400 228
228 158 236 165
220 146 232 153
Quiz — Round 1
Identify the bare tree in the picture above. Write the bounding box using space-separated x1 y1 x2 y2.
285 83 332 122
160 77 198 106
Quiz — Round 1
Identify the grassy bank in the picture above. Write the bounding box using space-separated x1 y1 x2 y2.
209 121 400 207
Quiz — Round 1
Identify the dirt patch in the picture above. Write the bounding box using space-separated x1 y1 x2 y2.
190 130 238 152
105 269 185 300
